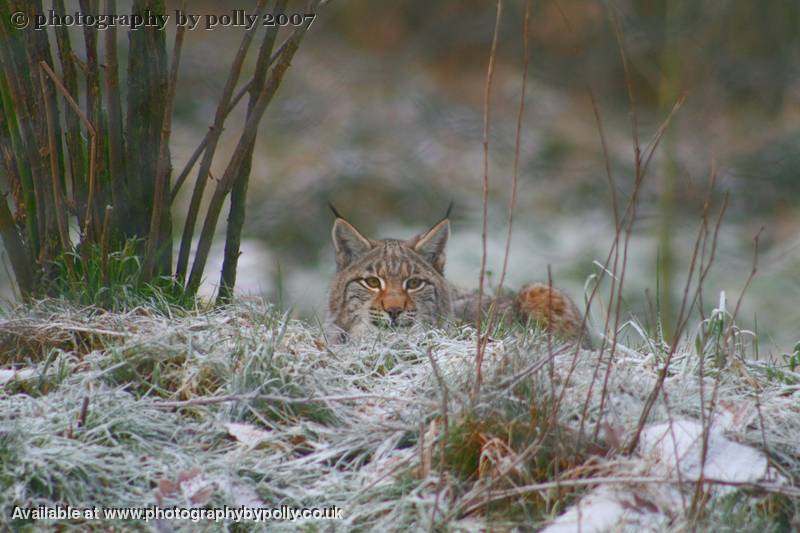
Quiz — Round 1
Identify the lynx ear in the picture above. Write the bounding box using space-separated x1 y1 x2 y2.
332 218 374 270
409 219 449 273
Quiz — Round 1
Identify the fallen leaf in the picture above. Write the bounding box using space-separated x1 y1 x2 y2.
226 422 271 447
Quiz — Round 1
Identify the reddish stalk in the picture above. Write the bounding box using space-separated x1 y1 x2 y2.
38 65 71 255
472 0 503 402
37 61 98 244
496 0 530 295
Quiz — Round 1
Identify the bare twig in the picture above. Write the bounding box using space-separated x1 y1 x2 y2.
39 65 71 256
104 0 128 227
39 61 98 246
154 392 432 409
170 36 292 202
460 476 800 517
590 12 685 445
77 396 90 427
53 0 87 223
38 62 95 136
729 228 763 329
100 206 113 287
476 0 531 384
186 8 321 297
79 0 104 241
218 0 290 303
625 191 729 455
691 226 765 515
588 89 619 229
175 0 269 284
563 3 647 449
496 0 530 295
473 0 503 402
169 81 251 202
143 0 187 280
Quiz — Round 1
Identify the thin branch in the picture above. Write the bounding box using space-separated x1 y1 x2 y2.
593 10 672 444
175 0 270 284
38 62 95 136
78 0 104 241
472 0 503 402
625 190 729 455
496 0 529 295
100 205 113 287
38 61 99 245
170 35 292 201
460 476 800 517
104 0 127 228
610 8 641 171
641 92 688 179
39 64 72 256
588 89 619 230
729 228 763 328
143 0 187 280
170 80 251 202
186 8 321 297
154 392 432 409
53 0 87 224
217 0 290 303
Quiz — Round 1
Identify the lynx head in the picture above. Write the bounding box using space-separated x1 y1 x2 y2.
327 211 452 338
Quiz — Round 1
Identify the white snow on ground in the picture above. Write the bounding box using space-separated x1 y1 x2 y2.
543 413 785 533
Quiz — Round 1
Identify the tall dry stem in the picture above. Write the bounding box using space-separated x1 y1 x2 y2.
472 0 502 402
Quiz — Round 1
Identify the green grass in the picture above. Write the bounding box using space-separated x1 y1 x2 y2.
702 492 798 532
44 238 196 313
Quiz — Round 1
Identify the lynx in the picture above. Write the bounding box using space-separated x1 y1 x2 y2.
326 210 588 346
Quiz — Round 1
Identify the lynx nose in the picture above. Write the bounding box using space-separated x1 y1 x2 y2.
384 307 403 325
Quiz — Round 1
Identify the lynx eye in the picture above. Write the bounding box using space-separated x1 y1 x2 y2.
404 278 425 291
361 276 382 289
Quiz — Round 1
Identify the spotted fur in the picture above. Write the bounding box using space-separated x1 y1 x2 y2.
327 214 588 346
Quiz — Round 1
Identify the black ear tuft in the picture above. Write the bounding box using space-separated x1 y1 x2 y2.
409 219 450 273
332 218 373 271
328 202 344 219
444 200 454 220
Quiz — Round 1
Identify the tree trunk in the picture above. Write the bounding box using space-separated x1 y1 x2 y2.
126 0 169 259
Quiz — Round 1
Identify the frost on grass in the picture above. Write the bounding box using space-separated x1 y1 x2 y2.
0 299 798 531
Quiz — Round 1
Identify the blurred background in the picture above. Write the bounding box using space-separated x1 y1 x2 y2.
5 0 800 354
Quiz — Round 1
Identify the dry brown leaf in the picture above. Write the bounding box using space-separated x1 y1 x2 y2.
189 484 215 506
157 478 179 499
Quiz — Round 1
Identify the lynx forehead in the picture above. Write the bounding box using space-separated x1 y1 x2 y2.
327 215 452 338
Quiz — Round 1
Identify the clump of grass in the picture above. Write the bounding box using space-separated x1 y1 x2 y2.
442 396 592 482
701 492 800 532
44 239 196 313
0 239 199 363
0 305 113 363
